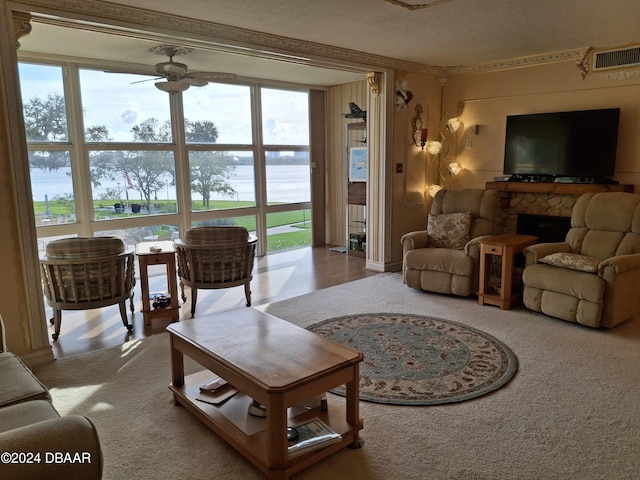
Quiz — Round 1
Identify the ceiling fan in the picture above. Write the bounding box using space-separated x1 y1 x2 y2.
144 44 237 93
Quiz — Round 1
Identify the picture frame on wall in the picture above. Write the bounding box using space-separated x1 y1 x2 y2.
349 147 367 182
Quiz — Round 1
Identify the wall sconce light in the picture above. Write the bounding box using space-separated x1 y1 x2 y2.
426 140 442 155
419 128 428 149
412 103 425 147
427 184 443 197
447 117 462 133
424 112 462 192
448 161 462 176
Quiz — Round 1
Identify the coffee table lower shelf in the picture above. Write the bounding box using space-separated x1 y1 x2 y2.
170 370 361 479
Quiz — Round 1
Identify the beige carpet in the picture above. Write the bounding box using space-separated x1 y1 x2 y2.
34 273 640 479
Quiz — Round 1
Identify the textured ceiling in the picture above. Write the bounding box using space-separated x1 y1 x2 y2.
16 0 640 85
97 0 640 65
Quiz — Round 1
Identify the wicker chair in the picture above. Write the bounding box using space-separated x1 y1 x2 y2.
175 226 258 317
39 237 135 340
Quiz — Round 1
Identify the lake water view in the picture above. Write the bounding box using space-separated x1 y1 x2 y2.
30 164 311 204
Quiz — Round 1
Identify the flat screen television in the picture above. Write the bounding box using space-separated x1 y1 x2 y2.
503 108 620 181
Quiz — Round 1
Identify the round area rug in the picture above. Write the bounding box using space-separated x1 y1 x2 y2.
308 313 518 406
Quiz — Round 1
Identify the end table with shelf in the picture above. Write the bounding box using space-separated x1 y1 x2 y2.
135 240 179 324
478 234 538 310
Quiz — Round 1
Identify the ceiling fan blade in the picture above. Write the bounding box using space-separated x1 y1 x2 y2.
182 77 208 87
103 65 157 76
188 71 238 81
130 76 162 85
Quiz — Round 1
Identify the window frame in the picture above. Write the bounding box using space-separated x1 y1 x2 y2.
19 59 313 256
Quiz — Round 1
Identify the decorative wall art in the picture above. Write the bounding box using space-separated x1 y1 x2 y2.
349 147 367 182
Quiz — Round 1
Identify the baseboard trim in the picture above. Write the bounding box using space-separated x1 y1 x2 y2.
366 259 402 272
20 345 55 367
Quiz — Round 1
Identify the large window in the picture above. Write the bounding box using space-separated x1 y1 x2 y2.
79 70 172 143
20 64 75 226
261 87 311 251
183 83 252 144
19 60 312 255
87 150 177 219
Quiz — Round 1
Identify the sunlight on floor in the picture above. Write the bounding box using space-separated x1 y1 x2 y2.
48 385 103 415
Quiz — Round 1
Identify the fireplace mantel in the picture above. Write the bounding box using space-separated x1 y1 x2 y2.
486 182 634 208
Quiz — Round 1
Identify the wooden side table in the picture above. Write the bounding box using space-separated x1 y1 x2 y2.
478 234 538 310
136 240 179 324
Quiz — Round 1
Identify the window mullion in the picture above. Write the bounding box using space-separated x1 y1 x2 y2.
64 63 92 236
252 84 267 256
171 91 190 237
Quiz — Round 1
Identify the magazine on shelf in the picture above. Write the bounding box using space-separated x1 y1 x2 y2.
199 376 229 393
288 417 342 458
195 377 237 406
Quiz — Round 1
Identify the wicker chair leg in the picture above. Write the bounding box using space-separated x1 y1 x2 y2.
129 293 135 313
51 309 62 341
244 283 252 307
180 280 186 303
119 301 133 332
190 288 197 318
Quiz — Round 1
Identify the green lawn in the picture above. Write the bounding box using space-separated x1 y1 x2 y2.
34 199 312 251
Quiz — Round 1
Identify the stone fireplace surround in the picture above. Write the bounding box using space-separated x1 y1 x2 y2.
486 181 635 237
497 192 574 238
516 212 571 243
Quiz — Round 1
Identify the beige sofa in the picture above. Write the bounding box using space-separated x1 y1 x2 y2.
0 317 103 479
402 188 500 296
523 192 640 328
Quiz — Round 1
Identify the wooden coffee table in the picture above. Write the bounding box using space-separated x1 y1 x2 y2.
167 308 363 480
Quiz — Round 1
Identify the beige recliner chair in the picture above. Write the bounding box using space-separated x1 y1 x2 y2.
523 192 640 328
401 188 500 296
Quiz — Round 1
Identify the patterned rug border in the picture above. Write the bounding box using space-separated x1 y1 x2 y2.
308 313 518 406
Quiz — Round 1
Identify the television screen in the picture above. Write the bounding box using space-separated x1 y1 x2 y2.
503 108 620 180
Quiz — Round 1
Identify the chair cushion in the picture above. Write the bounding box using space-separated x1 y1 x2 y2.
405 248 474 276
0 353 50 407
426 212 471 250
539 252 600 273
0 400 59 433
46 237 124 259
523 264 605 304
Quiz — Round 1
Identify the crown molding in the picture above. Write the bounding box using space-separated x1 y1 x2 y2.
12 0 589 79
595 68 640 80
382 0 454 10
19 0 443 76
443 48 590 77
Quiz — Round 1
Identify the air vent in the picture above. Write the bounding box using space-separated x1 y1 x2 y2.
593 45 640 71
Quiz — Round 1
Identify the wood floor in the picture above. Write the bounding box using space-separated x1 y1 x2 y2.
46 246 379 360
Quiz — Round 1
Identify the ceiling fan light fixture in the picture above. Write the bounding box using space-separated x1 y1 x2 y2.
155 80 190 93
162 63 188 77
